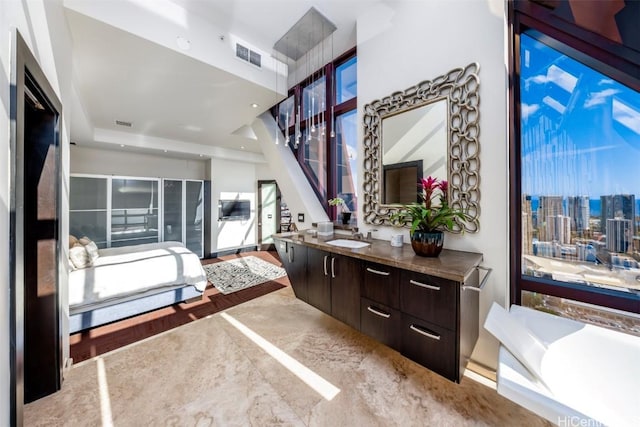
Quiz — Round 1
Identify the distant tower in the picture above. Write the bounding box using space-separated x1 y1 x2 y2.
601 194 636 235
549 215 571 244
522 195 534 255
606 218 632 253
568 196 590 234
539 196 564 241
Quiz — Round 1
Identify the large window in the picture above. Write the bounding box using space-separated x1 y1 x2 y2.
274 50 357 221
511 4 640 314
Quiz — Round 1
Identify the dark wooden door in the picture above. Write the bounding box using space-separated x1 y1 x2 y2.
23 77 61 403
287 242 308 302
330 254 361 330
306 247 331 314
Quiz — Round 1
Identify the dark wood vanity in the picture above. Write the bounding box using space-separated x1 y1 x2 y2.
274 232 483 383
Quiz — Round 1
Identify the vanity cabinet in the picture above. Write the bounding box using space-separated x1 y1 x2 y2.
274 235 482 383
276 240 308 303
399 269 480 382
360 262 401 350
307 247 361 330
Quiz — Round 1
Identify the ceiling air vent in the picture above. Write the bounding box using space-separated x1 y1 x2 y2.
115 120 132 127
236 43 261 68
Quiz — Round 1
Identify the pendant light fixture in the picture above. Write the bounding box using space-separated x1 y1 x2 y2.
272 7 336 147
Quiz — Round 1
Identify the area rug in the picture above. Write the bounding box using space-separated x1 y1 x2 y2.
203 255 287 294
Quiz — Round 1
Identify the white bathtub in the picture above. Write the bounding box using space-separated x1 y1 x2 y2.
485 303 640 426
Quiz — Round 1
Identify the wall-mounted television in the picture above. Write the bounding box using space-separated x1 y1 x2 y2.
218 199 251 221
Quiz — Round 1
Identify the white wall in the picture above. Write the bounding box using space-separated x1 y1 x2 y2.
357 0 507 370
70 145 206 179
0 0 74 423
207 158 258 253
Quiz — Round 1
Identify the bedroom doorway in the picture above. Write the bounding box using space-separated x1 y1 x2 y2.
257 180 280 250
10 30 63 424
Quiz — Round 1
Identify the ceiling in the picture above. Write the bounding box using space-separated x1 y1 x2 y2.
66 0 381 158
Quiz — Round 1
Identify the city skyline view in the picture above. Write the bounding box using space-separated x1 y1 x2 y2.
519 33 640 294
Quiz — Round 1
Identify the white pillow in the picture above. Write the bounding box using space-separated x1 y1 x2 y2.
84 240 100 262
69 245 92 269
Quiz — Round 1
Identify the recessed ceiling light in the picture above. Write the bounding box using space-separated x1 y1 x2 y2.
163 149 168 153
251 103 259 108
176 36 191 51
120 144 125 148
241 146 245 150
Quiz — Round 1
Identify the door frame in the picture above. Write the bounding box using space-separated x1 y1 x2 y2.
9 29 63 424
257 180 281 251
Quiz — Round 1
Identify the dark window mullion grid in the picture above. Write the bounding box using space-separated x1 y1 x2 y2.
509 2 640 314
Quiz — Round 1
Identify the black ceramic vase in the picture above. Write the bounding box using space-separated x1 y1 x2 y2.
410 230 444 257
341 212 352 225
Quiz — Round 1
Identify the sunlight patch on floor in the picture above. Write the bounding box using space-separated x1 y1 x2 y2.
96 357 114 427
220 311 341 401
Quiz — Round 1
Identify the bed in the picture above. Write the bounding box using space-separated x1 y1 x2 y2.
68 241 208 333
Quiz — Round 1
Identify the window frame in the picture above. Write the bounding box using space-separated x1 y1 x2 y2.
508 1 640 314
274 48 357 220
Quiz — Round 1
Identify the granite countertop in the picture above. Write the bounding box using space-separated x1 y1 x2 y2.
274 231 483 283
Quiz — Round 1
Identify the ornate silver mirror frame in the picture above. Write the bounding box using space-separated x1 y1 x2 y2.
362 62 480 233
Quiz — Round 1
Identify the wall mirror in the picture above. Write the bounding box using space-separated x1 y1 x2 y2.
363 62 480 233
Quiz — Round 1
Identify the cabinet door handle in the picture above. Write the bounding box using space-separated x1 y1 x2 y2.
409 279 440 291
366 267 390 276
331 257 336 278
410 324 441 341
288 246 294 263
323 255 328 276
367 306 391 319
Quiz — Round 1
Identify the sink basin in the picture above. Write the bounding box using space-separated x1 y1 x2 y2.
325 239 370 249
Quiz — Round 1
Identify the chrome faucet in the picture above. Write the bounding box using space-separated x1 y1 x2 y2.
351 227 364 240
366 229 378 241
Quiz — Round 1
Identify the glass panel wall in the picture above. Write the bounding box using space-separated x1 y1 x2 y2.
111 178 160 247
163 180 183 242
69 176 108 248
185 180 204 257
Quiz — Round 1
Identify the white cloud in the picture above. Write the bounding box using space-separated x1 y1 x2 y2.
598 78 614 86
613 99 640 134
527 65 578 93
584 88 621 108
521 103 540 120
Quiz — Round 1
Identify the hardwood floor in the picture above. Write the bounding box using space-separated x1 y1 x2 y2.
69 250 289 363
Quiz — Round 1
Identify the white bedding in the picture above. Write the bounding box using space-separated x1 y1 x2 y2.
69 241 207 311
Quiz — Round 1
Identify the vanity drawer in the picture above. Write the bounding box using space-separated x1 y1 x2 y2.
360 297 401 351
400 270 457 329
400 313 456 381
362 262 400 308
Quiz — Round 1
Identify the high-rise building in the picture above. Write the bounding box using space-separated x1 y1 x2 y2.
567 195 590 233
606 218 632 253
538 196 563 241
549 215 571 244
522 194 534 255
601 194 636 235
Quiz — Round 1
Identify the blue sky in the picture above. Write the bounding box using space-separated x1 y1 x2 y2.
520 33 640 198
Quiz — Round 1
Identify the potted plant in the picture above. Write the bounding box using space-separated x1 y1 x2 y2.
328 197 352 224
391 176 469 257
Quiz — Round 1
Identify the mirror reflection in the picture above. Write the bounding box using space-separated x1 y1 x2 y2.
381 100 447 204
